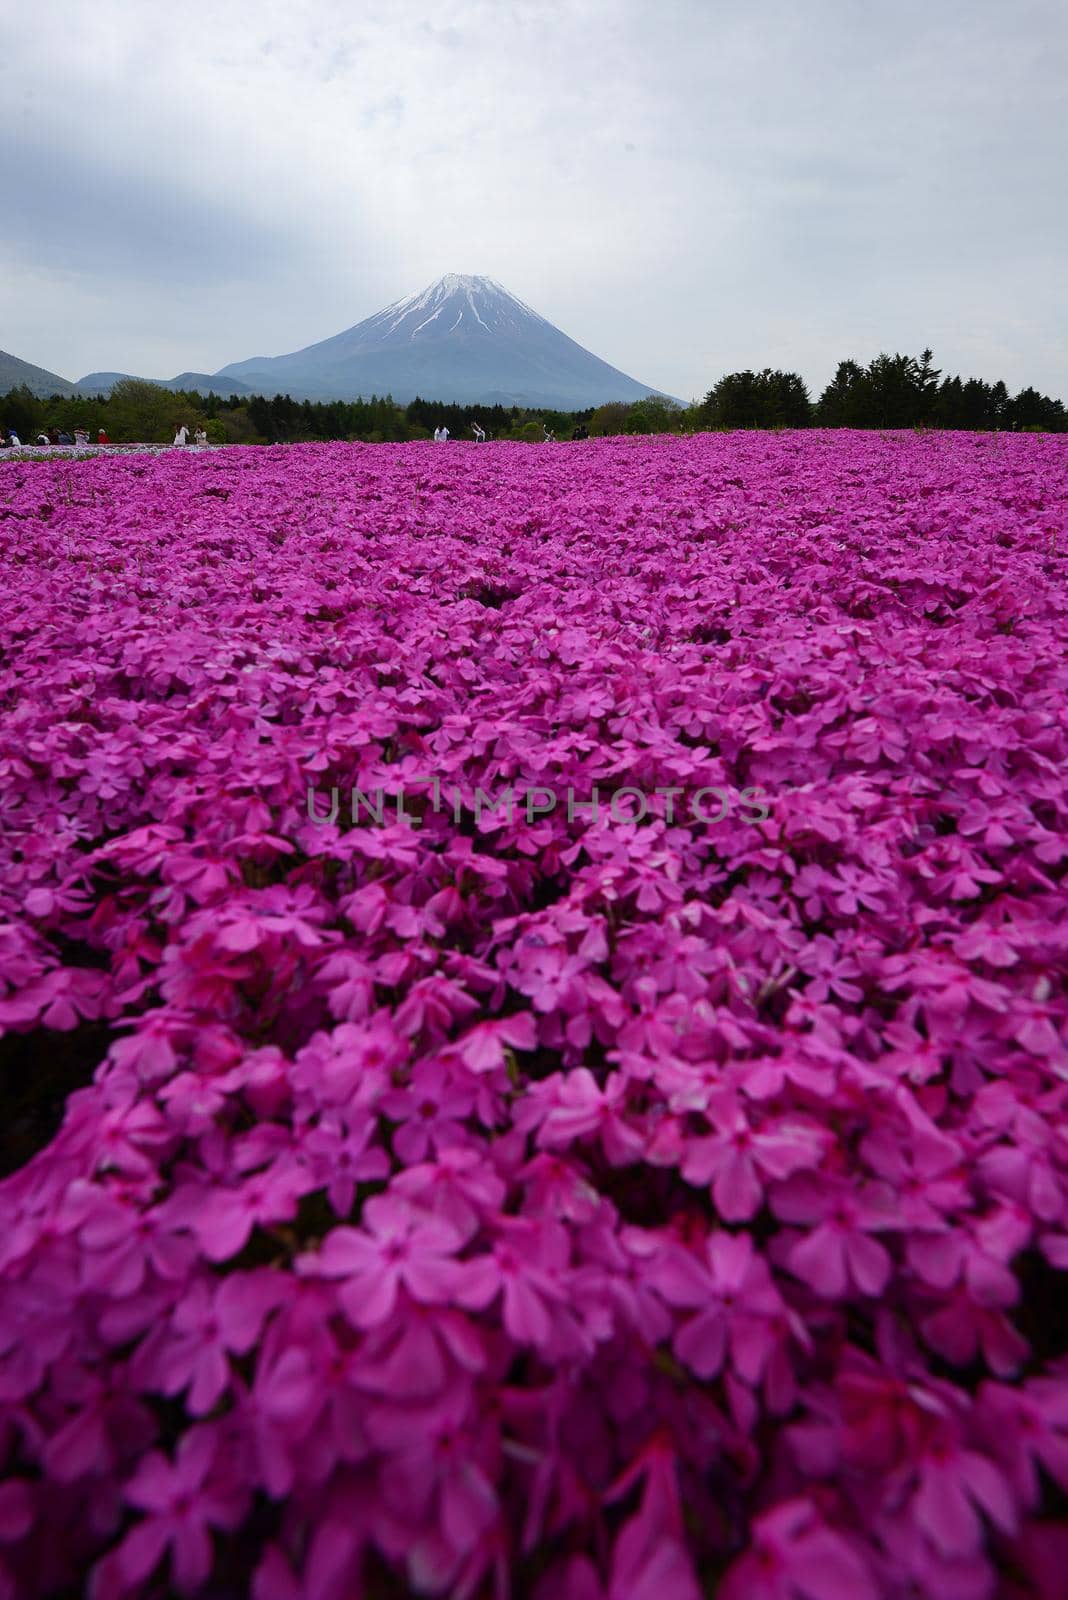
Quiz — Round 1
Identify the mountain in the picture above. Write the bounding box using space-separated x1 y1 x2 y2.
75 371 253 396
0 350 76 398
6 279 670 410
216 274 670 407
167 372 253 396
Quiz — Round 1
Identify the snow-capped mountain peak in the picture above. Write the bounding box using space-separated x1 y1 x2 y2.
366 274 551 343
215 274 669 408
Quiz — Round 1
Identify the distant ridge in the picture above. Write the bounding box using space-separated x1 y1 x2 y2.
215 274 672 407
0 350 253 400
75 371 254 397
0 349 76 398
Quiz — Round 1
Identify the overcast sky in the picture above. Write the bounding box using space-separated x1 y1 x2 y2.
3 0 1066 402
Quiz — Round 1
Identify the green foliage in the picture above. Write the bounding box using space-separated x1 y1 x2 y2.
813 350 1064 431
822 350 935 428
0 385 40 438
1007 386 1066 431
105 379 191 442
699 369 813 429
623 397 684 434
689 350 1065 434
213 408 259 444
588 402 632 437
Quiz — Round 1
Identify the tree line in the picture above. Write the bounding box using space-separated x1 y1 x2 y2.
2 346 1064 445
0 380 602 446
699 349 1066 432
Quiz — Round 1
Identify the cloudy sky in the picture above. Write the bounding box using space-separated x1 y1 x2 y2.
3 0 1066 402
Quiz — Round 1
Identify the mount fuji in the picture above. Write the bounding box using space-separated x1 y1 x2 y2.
214 274 670 408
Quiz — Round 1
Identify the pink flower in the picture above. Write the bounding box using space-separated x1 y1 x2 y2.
528 1067 645 1165
455 1216 574 1349
977 1376 1068 1507
906 1204 1030 1303
542 1542 701 1600
367 1385 499 1562
301 1111 389 1216
390 1144 507 1237
680 1093 829 1220
380 1060 476 1164
451 1011 538 1073
719 1499 878 1600
144 1272 284 1413
909 1433 1016 1557
3 433 1068 1600
118 1426 247 1592
650 1231 785 1382
300 1195 465 1326
774 1175 896 1298
167 1156 312 1261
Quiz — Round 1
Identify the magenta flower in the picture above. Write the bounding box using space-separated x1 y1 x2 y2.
977 1375 1068 1506
719 1499 878 1600
167 1156 311 1261
455 1216 574 1349
908 1432 1017 1557
774 1175 897 1298
300 1195 465 1326
680 1093 829 1220
118 1426 247 1592
141 1271 284 1414
527 1066 645 1165
390 1144 507 1237
1 434 1066 1598
301 1112 389 1216
649 1230 784 1383
380 1059 476 1164
366 1384 499 1562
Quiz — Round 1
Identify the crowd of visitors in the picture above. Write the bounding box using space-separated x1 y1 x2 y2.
0 423 215 452
2 426 112 448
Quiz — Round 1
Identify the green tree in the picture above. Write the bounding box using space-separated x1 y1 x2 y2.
1007 387 1067 431
816 360 867 426
623 397 683 434
216 407 259 444
105 379 201 442
700 369 812 429
1 385 43 439
588 402 631 437
916 347 942 420
863 354 919 427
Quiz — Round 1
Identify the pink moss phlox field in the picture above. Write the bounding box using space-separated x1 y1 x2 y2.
0 433 1067 1599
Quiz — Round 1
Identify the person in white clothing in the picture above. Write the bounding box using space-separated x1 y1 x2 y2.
8 431 21 447
439 425 450 442
433 427 441 442
471 421 486 442
194 427 208 447
174 425 189 446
